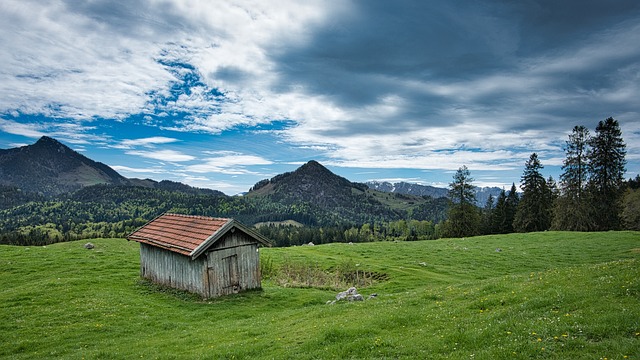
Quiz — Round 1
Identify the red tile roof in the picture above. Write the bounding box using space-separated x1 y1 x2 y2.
127 213 232 256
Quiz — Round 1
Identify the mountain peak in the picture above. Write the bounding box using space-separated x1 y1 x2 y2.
286 160 352 188
0 137 127 195
296 160 331 175
35 135 60 144
32 136 70 152
247 160 362 200
303 160 322 167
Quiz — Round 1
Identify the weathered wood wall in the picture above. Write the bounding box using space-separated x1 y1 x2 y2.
139 243 207 295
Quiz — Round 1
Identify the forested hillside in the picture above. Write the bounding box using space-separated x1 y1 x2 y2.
0 181 448 246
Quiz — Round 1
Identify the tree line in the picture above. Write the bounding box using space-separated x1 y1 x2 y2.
256 219 440 247
442 117 637 238
0 181 447 246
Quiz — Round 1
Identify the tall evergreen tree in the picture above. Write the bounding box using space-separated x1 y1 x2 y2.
442 166 480 238
588 117 627 230
505 183 519 233
553 125 593 231
492 184 519 234
481 194 495 234
547 176 558 200
545 176 558 228
562 125 591 198
491 189 508 234
514 153 551 232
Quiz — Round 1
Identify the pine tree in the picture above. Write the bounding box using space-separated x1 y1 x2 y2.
505 183 519 233
491 184 519 234
588 117 627 230
491 189 507 234
545 176 558 228
553 125 594 231
443 166 480 238
514 153 551 232
481 194 495 234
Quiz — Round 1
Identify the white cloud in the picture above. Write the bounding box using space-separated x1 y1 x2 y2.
8 142 30 148
178 175 247 194
0 0 336 126
186 154 273 174
116 136 180 149
0 1 174 120
110 165 166 174
530 20 640 75
0 117 105 145
163 113 259 134
0 118 45 138
126 149 195 162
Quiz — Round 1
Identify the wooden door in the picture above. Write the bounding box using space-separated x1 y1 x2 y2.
223 254 240 293
207 248 241 297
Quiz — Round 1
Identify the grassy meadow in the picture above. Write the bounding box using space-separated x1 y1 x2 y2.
1 232 639 359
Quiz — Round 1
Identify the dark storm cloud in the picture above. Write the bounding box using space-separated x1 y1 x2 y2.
510 0 640 52
273 1 519 102
213 66 252 84
60 0 191 37
270 0 640 136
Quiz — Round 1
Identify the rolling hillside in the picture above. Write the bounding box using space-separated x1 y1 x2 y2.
1 232 638 359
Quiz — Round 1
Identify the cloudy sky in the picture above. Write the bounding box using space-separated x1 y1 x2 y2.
1 0 639 194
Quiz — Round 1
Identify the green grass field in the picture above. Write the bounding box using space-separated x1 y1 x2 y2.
1 232 639 359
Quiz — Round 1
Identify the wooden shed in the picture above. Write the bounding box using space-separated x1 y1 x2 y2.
127 213 271 298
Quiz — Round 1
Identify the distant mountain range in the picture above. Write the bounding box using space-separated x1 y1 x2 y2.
0 137 490 245
366 181 502 206
0 138 453 246
366 181 448 198
1 136 498 205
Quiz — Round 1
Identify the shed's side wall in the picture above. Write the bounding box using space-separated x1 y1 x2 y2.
139 243 207 296
207 230 262 297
